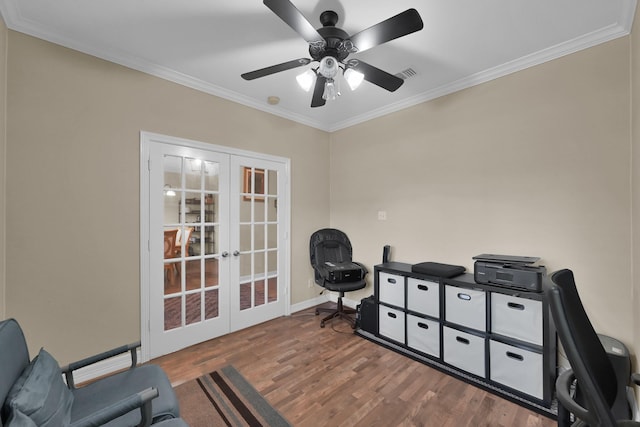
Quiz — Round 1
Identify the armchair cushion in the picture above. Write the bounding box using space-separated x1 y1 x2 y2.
0 319 30 424
70 365 179 426
4 348 73 427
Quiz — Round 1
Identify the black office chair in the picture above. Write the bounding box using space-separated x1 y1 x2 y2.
310 228 368 328
548 269 640 427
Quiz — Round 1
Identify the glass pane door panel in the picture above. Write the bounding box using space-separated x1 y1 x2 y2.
185 293 202 325
203 226 217 255
185 158 202 190
204 162 220 191
239 253 251 282
254 224 265 250
254 280 266 307
164 297 181 331
163 263 180 296
254 201 265 222
267 197 277 222
267 276 278 302
267 251 277 272
239 225 251 252
267 224 277 249
239 201 251 223
205 289 219 319
185 260 200 292
239 281 252 311
254 252 265 276
204 258 218 287
267 170 277 195
205 195 218 222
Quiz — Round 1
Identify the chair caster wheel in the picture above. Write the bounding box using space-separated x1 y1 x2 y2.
320 322 325 328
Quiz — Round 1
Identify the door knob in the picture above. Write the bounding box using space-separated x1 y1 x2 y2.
221 251 229 258
233 250 240 256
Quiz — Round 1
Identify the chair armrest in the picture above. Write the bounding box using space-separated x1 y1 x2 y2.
61 341 141 388
556 368 591 422
631 372 640 386
70 387 158 427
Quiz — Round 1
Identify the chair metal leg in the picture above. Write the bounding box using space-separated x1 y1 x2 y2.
315 293 356 329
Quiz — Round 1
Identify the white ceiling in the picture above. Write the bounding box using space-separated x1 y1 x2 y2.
0 0 636 131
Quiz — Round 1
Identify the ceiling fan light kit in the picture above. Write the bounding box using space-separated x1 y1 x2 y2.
296 69 315 92
344 68 365 91
322 79 338 101
241 0 424 108
318 56 338 79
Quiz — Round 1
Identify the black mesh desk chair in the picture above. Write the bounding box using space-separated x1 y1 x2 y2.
309 228 367 328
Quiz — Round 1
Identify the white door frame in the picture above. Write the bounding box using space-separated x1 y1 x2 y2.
139 131 291 362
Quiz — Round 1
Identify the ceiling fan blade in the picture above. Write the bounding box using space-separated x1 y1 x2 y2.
311 75 327 108
348 60 404 92
263 0 325 45
347 9 423 53
241 58 311 80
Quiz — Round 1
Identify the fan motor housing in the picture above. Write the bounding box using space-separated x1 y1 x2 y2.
310 10 350 61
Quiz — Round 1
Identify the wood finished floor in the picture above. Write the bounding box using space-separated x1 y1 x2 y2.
152 304 556 427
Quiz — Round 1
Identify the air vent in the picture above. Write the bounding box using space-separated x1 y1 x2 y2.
395 68 417 80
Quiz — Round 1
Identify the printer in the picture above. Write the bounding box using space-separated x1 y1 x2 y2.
473 254 546 292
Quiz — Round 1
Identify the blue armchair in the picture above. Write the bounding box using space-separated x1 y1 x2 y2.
0 318 188 427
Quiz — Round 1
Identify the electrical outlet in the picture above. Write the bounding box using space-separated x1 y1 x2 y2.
377 210 387 220
308 278 313 288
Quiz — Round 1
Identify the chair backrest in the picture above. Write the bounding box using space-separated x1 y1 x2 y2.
0 319 30 426
309 228 353 268
180 227 194 256
164 229 178 259
548 269 618 427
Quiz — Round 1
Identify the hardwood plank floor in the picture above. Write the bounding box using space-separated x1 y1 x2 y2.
152 304 556 427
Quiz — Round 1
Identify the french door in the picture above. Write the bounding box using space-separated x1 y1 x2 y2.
141 133 289 360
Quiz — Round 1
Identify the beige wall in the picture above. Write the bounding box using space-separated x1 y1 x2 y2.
331 37 634 353
5 32 330 363
0 17 6 320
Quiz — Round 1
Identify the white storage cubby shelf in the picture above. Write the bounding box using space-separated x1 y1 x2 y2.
357 262 557 418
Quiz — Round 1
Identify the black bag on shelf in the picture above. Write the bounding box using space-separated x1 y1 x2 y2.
411 261 465 278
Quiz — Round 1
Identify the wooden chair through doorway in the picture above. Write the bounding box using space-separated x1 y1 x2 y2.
164 229 178 279
175 227 194 258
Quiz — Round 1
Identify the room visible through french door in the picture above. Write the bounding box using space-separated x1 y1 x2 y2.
141 133 290 360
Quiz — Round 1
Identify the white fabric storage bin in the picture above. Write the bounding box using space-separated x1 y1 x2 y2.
490 340 543 399
443 326 485 377
407 277 439 317
378 305 405 344
445 285 486 331
491 293 543 345
407 314 440 358
378 272 405 308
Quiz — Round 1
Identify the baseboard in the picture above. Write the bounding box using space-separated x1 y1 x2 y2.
325 292 361 309
68 349 142 385
290 294 329 314
290 292 365 313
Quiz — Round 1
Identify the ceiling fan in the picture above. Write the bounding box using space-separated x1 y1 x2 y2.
241 0 424 108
